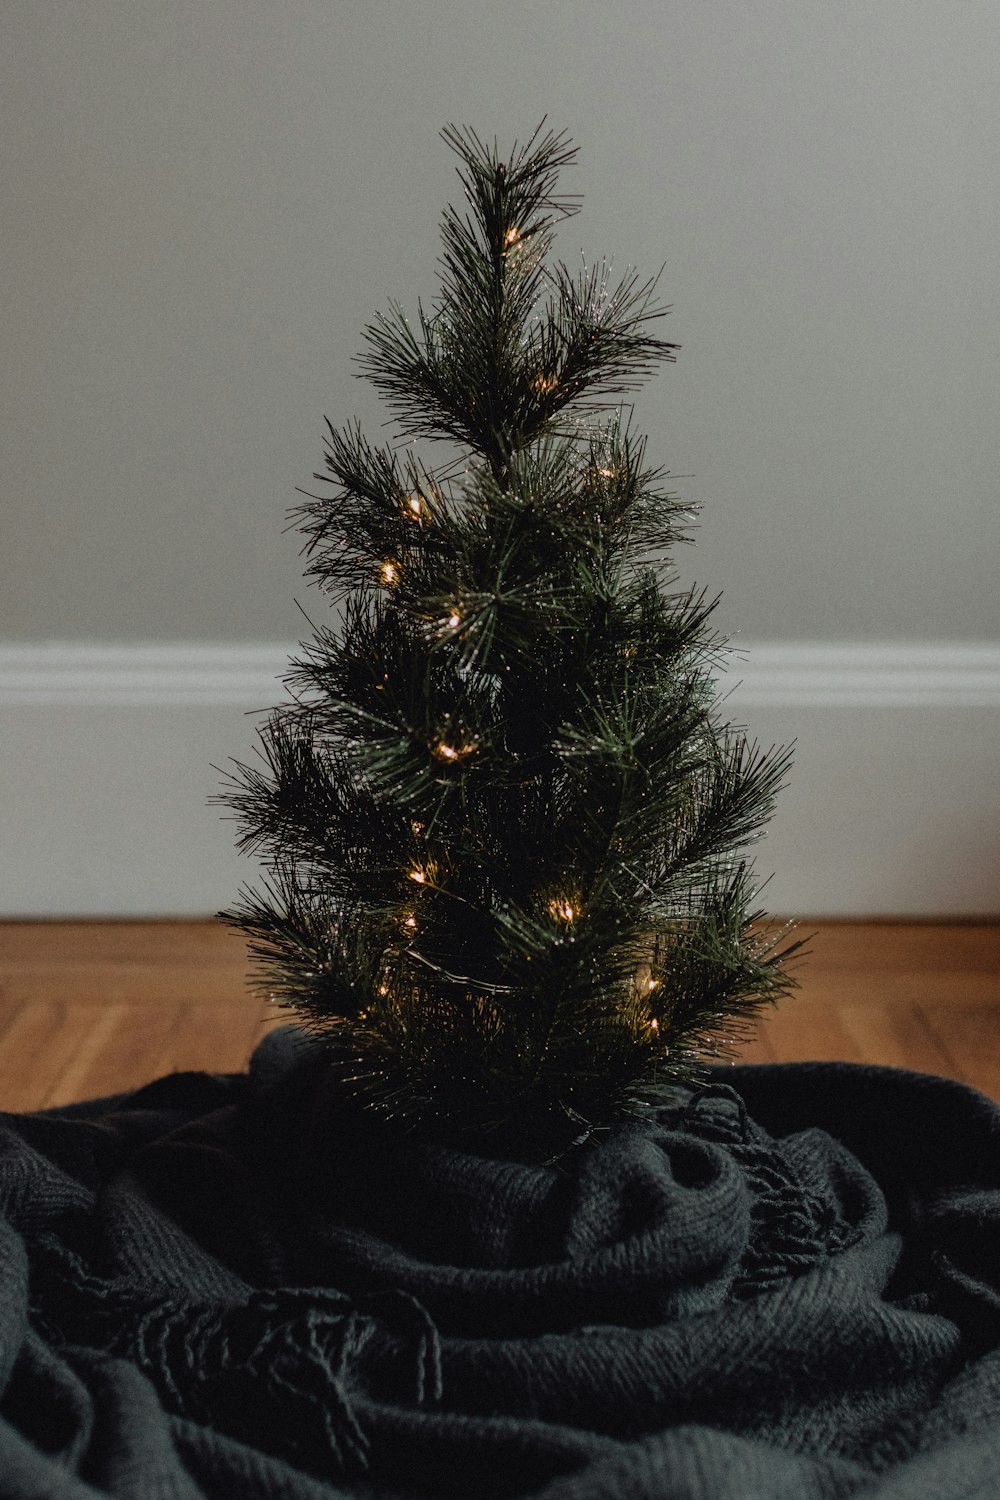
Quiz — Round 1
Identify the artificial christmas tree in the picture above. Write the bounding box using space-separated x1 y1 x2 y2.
221 123 801 1156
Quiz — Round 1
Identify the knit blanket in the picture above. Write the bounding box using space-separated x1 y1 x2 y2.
2 1027 999 1498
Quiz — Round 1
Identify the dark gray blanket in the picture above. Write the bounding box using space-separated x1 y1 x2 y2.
2 1026 999 1498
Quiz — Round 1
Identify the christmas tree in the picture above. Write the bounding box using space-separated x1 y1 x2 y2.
222 124 801 1158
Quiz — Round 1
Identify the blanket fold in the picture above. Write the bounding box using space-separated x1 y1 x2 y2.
1 1026 999 1498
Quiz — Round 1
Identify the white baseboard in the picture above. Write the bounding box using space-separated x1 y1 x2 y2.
723 642 1000 707
0 643 286 706
2 641 998 918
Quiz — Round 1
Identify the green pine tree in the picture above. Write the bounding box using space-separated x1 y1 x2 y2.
221 124 802 1158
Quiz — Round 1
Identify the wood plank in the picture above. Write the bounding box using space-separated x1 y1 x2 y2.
780 921 1000 974
42 1003 183 1108
0 920 254 1012
834 1002 961 1079
735 996 981 1094
0 921 997 1111
788 971 1000 1010
0 962 253 1009
5 961 986 1012
0 920 245 965
917 1004 1000 1102
14 999 284 1112
0 1001 130 1113
153 1001 274 1079
753 997 867 1066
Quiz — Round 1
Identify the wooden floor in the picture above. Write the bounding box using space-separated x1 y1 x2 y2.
0 920 997 1112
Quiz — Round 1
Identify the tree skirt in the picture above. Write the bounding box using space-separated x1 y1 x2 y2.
2 1028 999 1498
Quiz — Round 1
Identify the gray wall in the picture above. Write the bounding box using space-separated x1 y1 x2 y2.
5 0 999 647
3 3 999 920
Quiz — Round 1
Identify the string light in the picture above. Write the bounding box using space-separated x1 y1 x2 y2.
531 373 557 394
432 737 477 763
596 466 616 479
408 868 427 884
447 611 461 629
505 226 520 245
381 560 399 585
404 914 417 929
549 899 577 922
650 1017 660 1032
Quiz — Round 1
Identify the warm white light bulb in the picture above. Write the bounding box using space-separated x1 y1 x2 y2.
381 561 399 584
432 736 475 762
408 868 427 884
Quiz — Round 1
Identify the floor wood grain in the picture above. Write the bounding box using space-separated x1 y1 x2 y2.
0 920 997 1111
